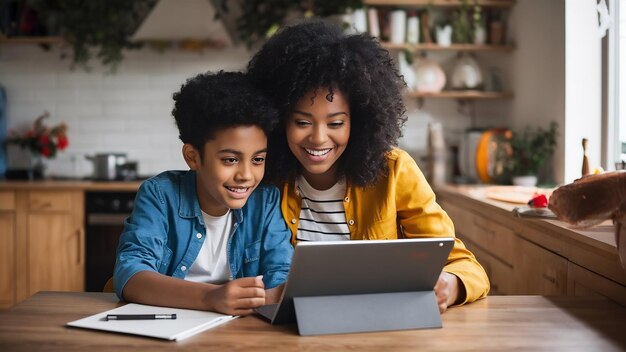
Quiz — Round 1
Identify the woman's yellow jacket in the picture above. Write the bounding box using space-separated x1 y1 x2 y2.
279 148 490 304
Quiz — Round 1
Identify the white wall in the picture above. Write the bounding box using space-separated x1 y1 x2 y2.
0 45 252 178
564 0 602 183
619 1 625 158
508 0 566 183
507 0 608 184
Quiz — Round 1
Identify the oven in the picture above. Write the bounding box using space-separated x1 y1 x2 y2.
84 191 136 292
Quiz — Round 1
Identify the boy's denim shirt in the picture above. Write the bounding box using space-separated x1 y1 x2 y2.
113 170 293 299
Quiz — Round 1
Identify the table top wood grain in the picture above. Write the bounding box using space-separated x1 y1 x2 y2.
1 292 625 351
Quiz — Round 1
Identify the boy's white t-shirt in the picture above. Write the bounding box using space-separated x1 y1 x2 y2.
185 210 233 284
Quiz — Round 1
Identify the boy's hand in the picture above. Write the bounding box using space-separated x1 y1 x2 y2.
265 283 285 304
207 276 266 316
434 272 461 314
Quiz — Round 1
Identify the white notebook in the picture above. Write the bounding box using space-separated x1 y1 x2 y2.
67 303 237 341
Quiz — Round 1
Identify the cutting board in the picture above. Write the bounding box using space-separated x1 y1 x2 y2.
484 186 553 205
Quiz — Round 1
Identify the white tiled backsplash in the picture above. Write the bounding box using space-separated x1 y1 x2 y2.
0 45 491 179
1 45 255 178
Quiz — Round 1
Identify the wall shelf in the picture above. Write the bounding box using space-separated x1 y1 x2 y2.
0 36 64 45
410 91 513 113
363 0 515 8
409 91 513 99
366 0 516 112
381 42 514 52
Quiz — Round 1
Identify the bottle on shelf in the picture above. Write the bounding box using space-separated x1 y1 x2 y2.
406 10 420 44
368 8 380 38
420 10 433 43
390 9 407 44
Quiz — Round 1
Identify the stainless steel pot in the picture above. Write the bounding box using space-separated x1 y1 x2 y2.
86 153 127 180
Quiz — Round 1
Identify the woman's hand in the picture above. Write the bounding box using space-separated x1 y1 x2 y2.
205 276 266 316
434 272 462 314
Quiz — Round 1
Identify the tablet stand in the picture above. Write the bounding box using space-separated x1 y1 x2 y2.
292 291 441 336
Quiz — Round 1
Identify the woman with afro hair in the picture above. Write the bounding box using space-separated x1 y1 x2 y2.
247 21 489 312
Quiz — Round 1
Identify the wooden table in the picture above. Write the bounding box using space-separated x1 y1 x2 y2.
1 292 625 351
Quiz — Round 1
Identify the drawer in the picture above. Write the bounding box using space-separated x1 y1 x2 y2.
0 191 15 211
514 239 568 295
28 192 72 212
462 237 514 295
442 201 516 265
568 262 626 307
471 216 517 265
441 201 476 235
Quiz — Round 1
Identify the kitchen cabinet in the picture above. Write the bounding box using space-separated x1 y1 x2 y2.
568 262 626 306
513 239 568 295
23 191 84 297
8 190 85 306
462 237 513 294
0 180 142 309
441 198 517 294
436 184 626 305
0 191 16 309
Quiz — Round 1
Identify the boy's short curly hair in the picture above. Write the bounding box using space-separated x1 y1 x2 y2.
172 71 278 156
247 21 407 187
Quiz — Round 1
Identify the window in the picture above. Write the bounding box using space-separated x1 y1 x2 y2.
606 0 624 169
618 0 626 167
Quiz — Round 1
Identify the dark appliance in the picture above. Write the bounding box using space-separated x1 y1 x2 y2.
85 191 136 292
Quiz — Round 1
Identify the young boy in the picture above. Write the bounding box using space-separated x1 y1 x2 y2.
113 71 293 316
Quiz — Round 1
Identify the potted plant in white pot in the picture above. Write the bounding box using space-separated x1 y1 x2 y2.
505 121 558 187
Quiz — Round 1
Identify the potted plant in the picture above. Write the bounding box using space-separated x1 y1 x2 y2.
6 111 69 179
451 0 471 44
505 121 558 186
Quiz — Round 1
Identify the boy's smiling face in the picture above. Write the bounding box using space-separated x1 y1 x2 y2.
183 125 267 216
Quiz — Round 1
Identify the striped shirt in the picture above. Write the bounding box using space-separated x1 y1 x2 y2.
296 175 350 241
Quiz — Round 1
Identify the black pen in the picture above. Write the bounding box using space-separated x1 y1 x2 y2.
105 314 177 321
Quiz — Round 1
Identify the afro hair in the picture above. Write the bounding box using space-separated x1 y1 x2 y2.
172 71 278 156
247 21 407 187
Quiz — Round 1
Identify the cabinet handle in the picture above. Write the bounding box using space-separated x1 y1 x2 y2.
76 229 83 265
541 273 556 284
37 201 52 209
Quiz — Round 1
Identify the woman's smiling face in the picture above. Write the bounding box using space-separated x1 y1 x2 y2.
286 88 351 190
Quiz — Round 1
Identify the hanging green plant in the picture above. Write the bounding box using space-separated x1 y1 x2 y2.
28 0 156 72
217 0 363 47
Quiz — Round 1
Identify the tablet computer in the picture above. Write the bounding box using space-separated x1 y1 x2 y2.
256 237 455 330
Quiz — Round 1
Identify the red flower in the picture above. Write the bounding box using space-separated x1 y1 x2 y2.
41 145 51 157
57 135 69 150
6 111 69 159
39 134 50 145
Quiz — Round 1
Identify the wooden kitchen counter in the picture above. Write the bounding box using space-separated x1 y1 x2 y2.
435 184 626 305
0 179 143 191
437 184 619 251
1 292 625 351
